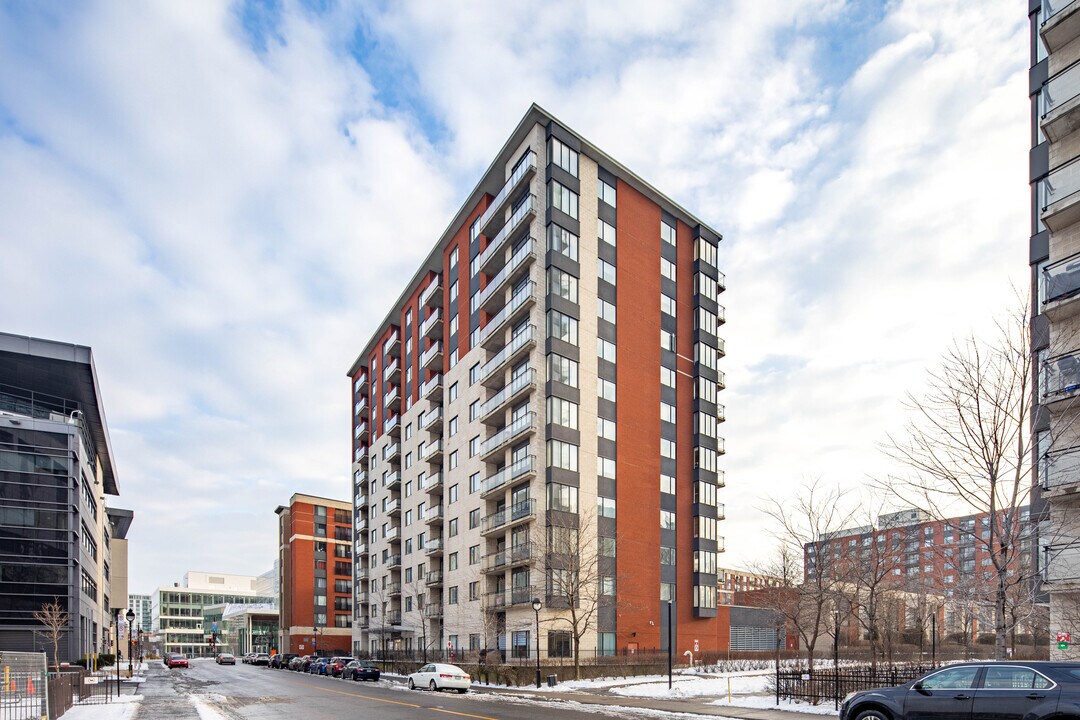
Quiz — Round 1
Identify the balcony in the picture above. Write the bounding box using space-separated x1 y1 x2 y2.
384 414 400 437
355 372 369 395
716 470 726 487
383 330 401 358
423 472 444 496
717 272 726 292
479 281 537 350
717 537 726 553
1042 350 1080 409
357 591 369 605
355 397 368 417
481 455 536 498
1044 61 1080 143
385 471 401 490
421 406 443 433
1041 0 1080 54
426 504 445 525
423 605 444 619
355 518 368 533
1042 445 1080 496
425 537 444 555
356 615 370 629
383 386 400 411
385 525 400 542
1044 543 1080 585
717 371 726 390
480 499 536 536
480 412 536 461
485 585 537 611
480 325 536 387
716 404 726 422
421 309 443 340
716 503 726 521
478 194 537 276
420 341 443 372
383 357 400 384
421 275 442 309
1042 252 1080 322
422 439 444 465
478 238 538 314
355 493 367 508
383 442 401 464
421 374 443 402
387 554 402 569
386 498 401 516
480 369 536 424
1042 158 1080 233
356 542 368 556
478 150 538 238
425 570 444 586
481 543 535 573
356 566 370 580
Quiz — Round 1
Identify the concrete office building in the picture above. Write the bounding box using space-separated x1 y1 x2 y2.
346 105 727 660
1029 0 1080 660
276 494 354 655
154 572 274 657
0 332 133 663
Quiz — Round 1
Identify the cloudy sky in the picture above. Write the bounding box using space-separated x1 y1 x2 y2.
0 0 1029 593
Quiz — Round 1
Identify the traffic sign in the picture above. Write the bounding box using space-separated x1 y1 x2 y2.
1059 641 1069 650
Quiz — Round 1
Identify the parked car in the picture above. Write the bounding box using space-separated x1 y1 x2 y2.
166 653 190 669
407 663 470 693
252 653 270 666
310 657 331 675
840 662 1075 720
345 660 380 682
270 653 295 669
215 653 236 665
298 655 316 672
289 655 308 671
329 657 354 677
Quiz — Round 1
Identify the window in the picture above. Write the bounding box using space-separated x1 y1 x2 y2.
547 439 579 471
597 496 616 518
599 632 615 656
469 400 479 421
660 547 676 565
661 294 677 317
405 423 413 441
550 180 579 219
598 298 616 324
600 537 616 557
661 366 676 388
550 137 578 176
598 338 616 363
548 310 578 345
598 259 617 285
449 450 459 470
448 586 459 604
598 219 616 247
660 510 676 530
597 456 616 480
695 237 717 268
469 473 480 494
469 436 479 457
597 417 616 441
600 576 616 595
661 330 676 352
512 630 530 658
919 667 979 690
547 482 579 512
549 267 578 302
696 342 718 370
548 224 578 260
547 396 579 429
470 363 481 384
661 257 676 281
469 508 480 529
661 438 676 459
449 315 458 336
661 582 676 602
661 221 676 246
548 354 579 387
548 630 573 658
449 484 459 504
449 382 459 402
661 402 676 424
695 273 717 302
449 552 459 570
598 178 617 207
597 378 616 402
450 246 459 269
661 474 676 495
405 509 413 526
448 518 458 538
696 307 717 336
469 581 480 601
469 545 480 565
405 452 413 469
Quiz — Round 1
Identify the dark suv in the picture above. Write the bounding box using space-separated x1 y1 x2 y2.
841 662 1079 720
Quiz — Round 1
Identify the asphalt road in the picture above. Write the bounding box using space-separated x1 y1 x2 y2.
135 659 638 720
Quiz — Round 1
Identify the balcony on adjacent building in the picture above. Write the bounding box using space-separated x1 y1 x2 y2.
716 503 726 520
383 329 401 358
384 414 400 437
355 542 368 557
385 525 400 542
383 357 400 384
481 455 536 498
1043 158 1080 233
480 369 536 424
355 493 367 508
1042 251 1080 322
481 543 534 573
423 472 444 496
425 504 445 525
479 281 537 350
480 412 536 461
1042 350 1080 409
478 238 538 314
357 591 369 605
425 537 443 555
1044 542 1080 585
386 498 401 516
421 373 443 403
421 275 442 309
1042 445 1080 496
355 372 369 395
385 471 401 490
1043 60 1080 142
480 499 536 536
480 326 536 387
1042 0 1080 54
356 566 370 580
717 371 726 390
485 585 537 611
383 442 401 464
425 570 444 586
478 194 537 276
421 309 443 340
383 386 400 411
385 610 403 624
422 604 444 619
717 272 726 292
478 150 538 238
421 406 443 433
355 518 368 533
420 341 443 372
387 554 402 569
355 396 368 417
717 536 726 553
422 439 444 465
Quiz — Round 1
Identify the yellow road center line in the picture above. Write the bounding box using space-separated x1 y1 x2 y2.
431 709 499 720
312 684 421 708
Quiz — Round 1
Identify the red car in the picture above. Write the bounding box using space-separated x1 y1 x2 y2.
166 653 189 668
329 657 354 677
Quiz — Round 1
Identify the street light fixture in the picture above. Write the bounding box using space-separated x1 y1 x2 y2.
531 597 542 689
126 609 135 676
113 609 121 695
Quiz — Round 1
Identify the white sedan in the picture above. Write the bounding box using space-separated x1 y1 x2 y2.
407 663 471 693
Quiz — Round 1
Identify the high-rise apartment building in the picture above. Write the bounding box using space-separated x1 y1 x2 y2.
346 105 726 659
129 593 153 636
276 494 354 655
0 332 133 663
1030 0 1080 660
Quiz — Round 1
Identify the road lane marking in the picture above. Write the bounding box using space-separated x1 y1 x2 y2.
431 709 499 720
313 684 421 708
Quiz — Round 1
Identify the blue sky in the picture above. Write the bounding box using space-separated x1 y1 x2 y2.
0 0 1030 593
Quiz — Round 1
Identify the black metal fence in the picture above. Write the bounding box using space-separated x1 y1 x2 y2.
777 664 935 708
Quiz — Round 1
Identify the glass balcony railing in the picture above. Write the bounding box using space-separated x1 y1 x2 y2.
421 406 443 431
478 281 536 347
423 472 443 494
1045 543 1080 583
482 543 534 572
383 387 399 408
480 325 535 383
478 151 537 234
383 330 400 356
421 309 442 338
477 238 537 311
1045 61 1080 119
478 195 536 273
423 605 443 618
420 374 443 400
420 275 442 308
479 369 535 420
481 455 536 496
420 341 443 370
422 439 444 462
382 443 400 461
1042 350 1080 402
1044 0 1073 23
1043 252 1080 307
1043 445 1080 490
383 415 399 435
385 526 400 542
425 537 443 554
383 358 399 382
481 498 536 534
426 505 445 523
425 570 444 585
386 498 400 515
1044 159 1080 214
480 412 535 457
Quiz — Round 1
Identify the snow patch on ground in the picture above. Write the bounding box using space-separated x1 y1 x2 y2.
710 694 840 716
190 693 231 720
59 694 141 720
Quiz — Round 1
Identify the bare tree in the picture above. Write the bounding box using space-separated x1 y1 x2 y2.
405 576 432 662
33 599 69 670
545 511 605 680
761 478 857 670
878 305 1033 659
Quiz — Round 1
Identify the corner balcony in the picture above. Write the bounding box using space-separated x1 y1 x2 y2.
355 516 368 533
480 499 536 536
480 412 536 461
383 386 400 411
425 537 444 556
383 329 401 358
423 472 444 496
421 275 443 309
1041 350 1080 410
1044 543 1080 586
717 272 726 292
423 605 444 619
357 591 369 605
354 420 368 442
717 371 726 390
421 374 443 403
354 372 369 395
478 150 537 238
717 404 726 422
356 566 370 581
481 455 536 498
420 406 443 433
717 537 726 553
1042 0 1080 54
425 570 444 587
355 396 368 417
420 341 443 372
1043 60 1080 143
1042 158 1080 233
425 504 445 526
478 280 537 351
480 325 536 388
478 237 538 315
421 309 443 340
478 194 537 276
383 414 400 438
383 357 400 384
1042 445 1080 498
485 585 537 611
481 542 535 574
716 503 726 520
385 471 401 491
422 439 444 465
1042 251 1080 322
480 369 536 424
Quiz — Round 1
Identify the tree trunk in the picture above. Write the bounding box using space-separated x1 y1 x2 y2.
995 569 1008 660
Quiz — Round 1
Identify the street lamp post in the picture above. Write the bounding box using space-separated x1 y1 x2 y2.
313 626 319 657
113 610 121 695
126 609 135 676
531 597 542 689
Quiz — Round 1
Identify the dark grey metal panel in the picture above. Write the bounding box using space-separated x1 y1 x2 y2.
660 564 677 583
695 434 717 451
547 423 580 445
598 604 616 630
546 467 580 487
597 320 617 343
597 280 617 304
598 241 617 265
1035 403 1051 433
598 477 616 498
548 294 580 320
547 121 581 151
660 385 677 406
660 528 676 547
661 457 677 477
695 468 719 485
660 420 677 440
1031 142 1049 182
598 201 617 227
1031 60 1048 96
695 363 718 383
546 249 580 277
661 349 677 368
546 380 580 404
661 277 678 300
546 208 580 236
661 493 677 511
697 295 719 315
661 240 677 263
1033 312 1050 351
598 516 616 537
693 538 717 554
695 398 717 416
597 398 617 419
695 224 721 244
1031 230 1050 263
660 600 675 654
695 259 719 281
598 358 617 381
548 164 580 194
597 437 616 459
730 605 780 627
693 502 717 519
661 209 678 228
546 337 579 362
695 328 718 349
1030 0 1041 12
597 165 618 186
